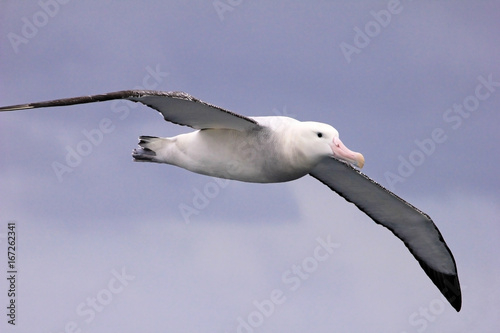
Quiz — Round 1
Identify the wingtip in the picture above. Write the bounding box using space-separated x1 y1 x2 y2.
446 275 462 312
0 104 34 112
420 261 462 312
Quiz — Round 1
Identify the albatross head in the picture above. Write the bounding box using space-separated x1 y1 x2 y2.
297 121 365 169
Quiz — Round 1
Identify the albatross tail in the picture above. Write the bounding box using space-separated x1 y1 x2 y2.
132 136 167 163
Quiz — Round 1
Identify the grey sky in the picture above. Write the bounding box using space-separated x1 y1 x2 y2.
0 1 499 332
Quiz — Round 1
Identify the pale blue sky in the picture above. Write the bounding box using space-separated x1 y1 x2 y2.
1 1 499 332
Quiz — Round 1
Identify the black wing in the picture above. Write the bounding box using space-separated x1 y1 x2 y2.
309 157 461 311
0 90 261 131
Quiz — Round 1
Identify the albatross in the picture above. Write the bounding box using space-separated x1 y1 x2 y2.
0 90 462 311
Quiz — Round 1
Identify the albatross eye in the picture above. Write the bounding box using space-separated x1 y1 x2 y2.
317 132 323 138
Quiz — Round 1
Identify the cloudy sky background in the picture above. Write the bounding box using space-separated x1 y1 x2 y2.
0 1 499 332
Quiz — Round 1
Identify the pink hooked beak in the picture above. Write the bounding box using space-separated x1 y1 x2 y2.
331 137 365 168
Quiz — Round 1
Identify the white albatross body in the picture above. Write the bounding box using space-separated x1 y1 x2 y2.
0 90 462 311
137 116 361 183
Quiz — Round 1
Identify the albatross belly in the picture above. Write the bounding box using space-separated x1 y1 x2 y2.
154 128 311 183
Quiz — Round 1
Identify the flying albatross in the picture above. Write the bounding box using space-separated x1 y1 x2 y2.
0 90 461 311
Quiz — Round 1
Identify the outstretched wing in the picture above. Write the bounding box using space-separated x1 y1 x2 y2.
0 90 261 131
309 157 462 311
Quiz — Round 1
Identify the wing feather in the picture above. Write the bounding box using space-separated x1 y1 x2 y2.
310 157 462 311
0 90 261 131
